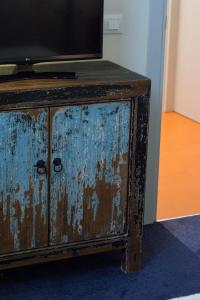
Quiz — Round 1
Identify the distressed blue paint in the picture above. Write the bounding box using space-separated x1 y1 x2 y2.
50 102 131 244
91 192 99 221
0 109 48 253
111 191 121 233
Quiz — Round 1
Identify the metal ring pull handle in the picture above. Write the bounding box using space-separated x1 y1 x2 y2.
35 160 47 175
53 158 63 173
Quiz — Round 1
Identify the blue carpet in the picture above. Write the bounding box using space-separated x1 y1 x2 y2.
1 216 200 300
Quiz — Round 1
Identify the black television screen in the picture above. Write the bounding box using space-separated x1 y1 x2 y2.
0 0 104 64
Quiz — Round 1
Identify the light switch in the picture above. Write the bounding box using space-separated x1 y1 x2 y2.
104 15 123 34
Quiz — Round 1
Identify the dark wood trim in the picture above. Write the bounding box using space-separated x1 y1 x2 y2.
0 97 132 112
0 81 150 112
0 235 127 271
122 95 150 272
0 61 150 111
0 79 149 93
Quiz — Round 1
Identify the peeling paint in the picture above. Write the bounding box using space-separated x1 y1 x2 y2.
0 109 48 254
50 102 131 244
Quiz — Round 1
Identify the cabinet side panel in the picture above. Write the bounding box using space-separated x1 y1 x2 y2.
0 109 48 254
50 102 131 245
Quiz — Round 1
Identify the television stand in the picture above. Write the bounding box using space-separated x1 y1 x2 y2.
0 61 150 273
0 63 77 83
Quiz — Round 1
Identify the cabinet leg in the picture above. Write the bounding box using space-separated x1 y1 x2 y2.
121 240 142 273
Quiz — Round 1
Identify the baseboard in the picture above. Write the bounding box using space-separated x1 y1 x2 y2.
158 213 200 222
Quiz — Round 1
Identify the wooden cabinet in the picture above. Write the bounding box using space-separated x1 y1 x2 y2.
0 61 150 272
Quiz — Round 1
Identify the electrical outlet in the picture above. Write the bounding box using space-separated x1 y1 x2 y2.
104 15 123 34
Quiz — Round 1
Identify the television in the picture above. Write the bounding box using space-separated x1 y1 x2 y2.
0 0 104 75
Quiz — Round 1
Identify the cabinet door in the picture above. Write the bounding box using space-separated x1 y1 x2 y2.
50 102 131 245
0 109 48 254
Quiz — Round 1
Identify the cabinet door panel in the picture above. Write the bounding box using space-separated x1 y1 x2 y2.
50 102 131 245
0 109 48 254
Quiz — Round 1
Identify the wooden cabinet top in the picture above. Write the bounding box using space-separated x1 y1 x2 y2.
0 61 151 110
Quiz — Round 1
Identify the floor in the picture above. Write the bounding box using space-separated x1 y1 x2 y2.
157 112 200 220
1 216 200 300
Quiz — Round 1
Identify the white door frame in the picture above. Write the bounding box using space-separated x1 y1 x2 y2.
163 0 180 112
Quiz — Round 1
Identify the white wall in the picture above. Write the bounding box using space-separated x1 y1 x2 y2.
104 0 152 224
103 0 150 75
144 0 167 224
103 0 167 224
174 0 200 122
